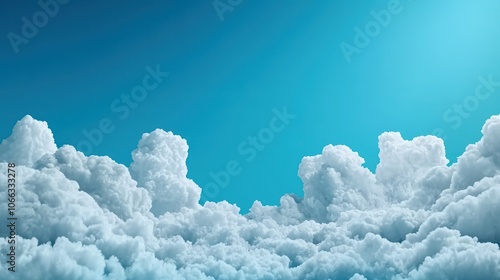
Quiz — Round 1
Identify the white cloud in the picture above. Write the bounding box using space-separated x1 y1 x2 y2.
0 115 57 166
376 132 449 202
34 145 152 220
130 129 201 216
1 114 500 279
298 144 385 222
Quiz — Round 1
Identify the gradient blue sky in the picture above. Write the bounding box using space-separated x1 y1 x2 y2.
1 0 500 212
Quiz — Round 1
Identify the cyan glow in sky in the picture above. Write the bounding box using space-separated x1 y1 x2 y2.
4 1 500 279
1 0 500 212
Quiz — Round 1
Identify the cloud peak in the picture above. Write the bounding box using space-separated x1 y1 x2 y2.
1 114 500 279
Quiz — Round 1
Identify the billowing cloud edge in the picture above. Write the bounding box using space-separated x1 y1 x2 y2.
0 115 500 279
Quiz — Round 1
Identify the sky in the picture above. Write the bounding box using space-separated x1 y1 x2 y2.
2 0 500 213
3 1 500 278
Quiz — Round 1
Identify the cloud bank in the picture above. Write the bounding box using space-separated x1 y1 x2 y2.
1 115 500 279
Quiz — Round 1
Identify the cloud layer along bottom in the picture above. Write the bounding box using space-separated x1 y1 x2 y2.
2 115 500 279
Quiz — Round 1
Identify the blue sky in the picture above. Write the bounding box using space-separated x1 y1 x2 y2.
1 0 500 212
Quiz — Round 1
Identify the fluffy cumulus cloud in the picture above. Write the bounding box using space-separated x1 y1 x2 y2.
1 115 500 279
129 129 201 216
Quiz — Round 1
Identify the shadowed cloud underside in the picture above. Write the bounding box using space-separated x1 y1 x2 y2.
1 115 500 279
